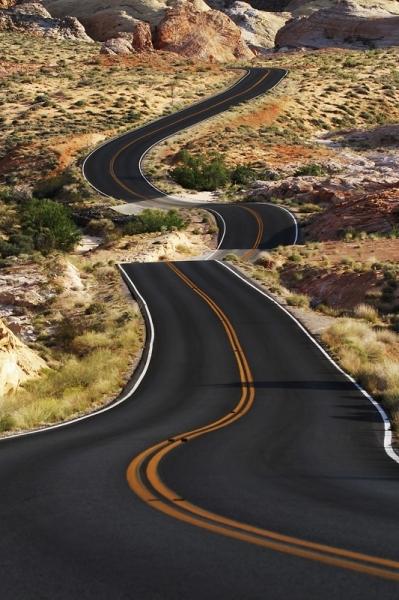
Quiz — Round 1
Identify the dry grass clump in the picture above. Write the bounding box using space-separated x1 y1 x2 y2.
286 293 310 308
323 319 399 429
0 257 144 433
353 303 380 324
0 326 141 431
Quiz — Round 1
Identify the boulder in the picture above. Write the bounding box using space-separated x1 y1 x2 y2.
225 1 290 50
155 0 254 61
101 35 135 56
276 0 399 49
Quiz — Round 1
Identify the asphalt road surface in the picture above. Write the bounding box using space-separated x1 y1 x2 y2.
1 68 398 599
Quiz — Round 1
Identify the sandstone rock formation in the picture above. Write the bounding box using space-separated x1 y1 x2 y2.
276 0 399 49
155 1 254 61
226 1 290 50
0 318 46 397
0 1 92 40
286 0 399 16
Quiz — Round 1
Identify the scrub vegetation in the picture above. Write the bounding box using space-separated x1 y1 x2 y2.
0 256 143 432
322 320 399 431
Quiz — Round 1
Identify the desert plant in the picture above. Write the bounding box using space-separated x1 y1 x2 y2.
123 209 185 235
22 198 81 253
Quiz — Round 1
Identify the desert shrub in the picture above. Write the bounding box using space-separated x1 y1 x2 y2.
0 233 34 258
353 303 380 324
230 164 257 185
294 163 328 177
322 319 399 423
171 151 229 191
123 209 185 235
286 293 310 308
21 198 81 253
33 172 72 198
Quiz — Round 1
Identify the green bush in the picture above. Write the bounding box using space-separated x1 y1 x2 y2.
171 151 229 191
22 199 81 253
123 209 185 235
230 165 257 185
0 233 34 258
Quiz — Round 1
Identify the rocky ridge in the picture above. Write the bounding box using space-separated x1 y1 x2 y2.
276 0 399 49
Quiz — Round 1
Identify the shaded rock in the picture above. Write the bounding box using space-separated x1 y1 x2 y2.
155 0 254 61
276 0 399 49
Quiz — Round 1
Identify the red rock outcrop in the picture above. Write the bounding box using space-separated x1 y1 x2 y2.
155 1 254 61
276 0 399 49
306 186 399 240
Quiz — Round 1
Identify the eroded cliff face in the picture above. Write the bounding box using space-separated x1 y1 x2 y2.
276 0 399 48
155 1 254 60
0 319 46 397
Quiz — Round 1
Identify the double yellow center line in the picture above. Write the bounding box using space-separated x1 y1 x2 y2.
127 263 399 582
241 205 264 258
109 71 270 199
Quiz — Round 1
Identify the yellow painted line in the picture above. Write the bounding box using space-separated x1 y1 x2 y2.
109 71 270 199
240 206 264 259
126 263 399 582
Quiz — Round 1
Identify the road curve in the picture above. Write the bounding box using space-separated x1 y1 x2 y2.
83 67 297 252
0 67 397 599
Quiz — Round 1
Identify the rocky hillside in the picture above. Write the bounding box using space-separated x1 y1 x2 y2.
276 0 399 49
0 1 92 40
37 0 399 53
0 318 45 397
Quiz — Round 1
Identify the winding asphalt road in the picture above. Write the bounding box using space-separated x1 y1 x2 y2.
1 68 398 599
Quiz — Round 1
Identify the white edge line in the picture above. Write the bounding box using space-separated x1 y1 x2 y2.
81 69 253 199
204 208 227 259
217 260 399 465
2 69 288 442
137 69 289 205
0 265 155 442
